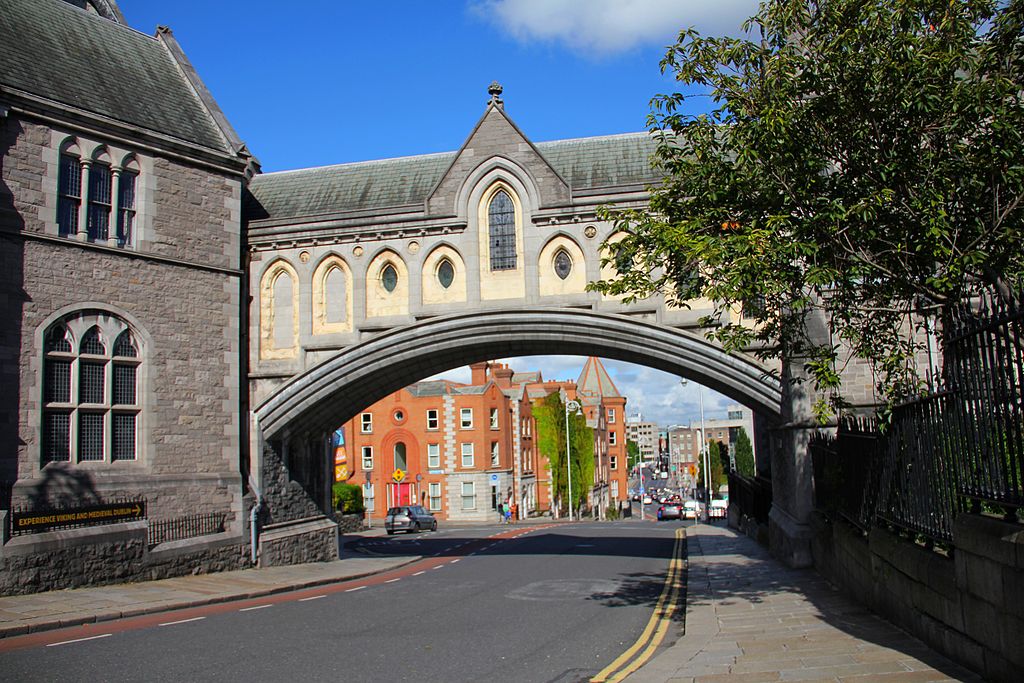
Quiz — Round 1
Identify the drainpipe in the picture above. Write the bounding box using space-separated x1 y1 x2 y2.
249 483 262 566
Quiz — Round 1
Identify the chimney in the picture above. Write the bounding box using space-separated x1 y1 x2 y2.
470 361 489 386
492 364 514 389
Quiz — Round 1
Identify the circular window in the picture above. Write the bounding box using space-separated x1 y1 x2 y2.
381 264 398 292
553 249 572 280
437 259 455 289
393 409 405 423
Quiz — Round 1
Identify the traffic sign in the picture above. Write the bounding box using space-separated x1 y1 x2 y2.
391 468 406 483
489 473 499 483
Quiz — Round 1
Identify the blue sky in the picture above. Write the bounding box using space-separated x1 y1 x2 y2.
118 0 759 426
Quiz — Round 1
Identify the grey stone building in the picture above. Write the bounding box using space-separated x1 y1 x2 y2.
0 0 254 593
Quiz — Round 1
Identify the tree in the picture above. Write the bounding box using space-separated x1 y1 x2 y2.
533 393 594 516
592 0 1024 417
626 439 642 470
698 440 727 492
734 428 755 478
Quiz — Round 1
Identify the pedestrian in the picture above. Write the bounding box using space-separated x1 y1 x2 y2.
504 502 512 524
510 503 518 523
497 502 504 524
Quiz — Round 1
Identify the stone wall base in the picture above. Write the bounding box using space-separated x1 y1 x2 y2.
258 515 338 567
0 522 250 596
811 511 1024 682
769 504 814 568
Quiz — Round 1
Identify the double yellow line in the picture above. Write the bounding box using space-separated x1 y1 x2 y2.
592 526 686 683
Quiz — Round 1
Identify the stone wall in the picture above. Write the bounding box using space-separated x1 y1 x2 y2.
0 522 250 596
811 512 1024 682
257 516 338 567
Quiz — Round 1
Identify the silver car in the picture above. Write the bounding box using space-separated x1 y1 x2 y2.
385 505 438 535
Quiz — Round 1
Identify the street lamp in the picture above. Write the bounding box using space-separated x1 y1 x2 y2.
681 379 710 522
564 398 581 522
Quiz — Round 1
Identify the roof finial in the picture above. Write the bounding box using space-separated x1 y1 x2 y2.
487 81 504 109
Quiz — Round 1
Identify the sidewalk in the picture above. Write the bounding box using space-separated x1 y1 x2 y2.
627 524 980 683
0 528 413 638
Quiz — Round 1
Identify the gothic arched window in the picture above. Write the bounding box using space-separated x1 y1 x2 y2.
42 315 141 465
553 249 573 280
488 190 516 270
437 259 455 289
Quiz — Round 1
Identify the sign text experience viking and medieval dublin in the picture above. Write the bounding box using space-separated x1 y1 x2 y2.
13 501 147 534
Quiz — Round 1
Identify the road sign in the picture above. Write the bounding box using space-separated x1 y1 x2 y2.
489 473 499 484
391 469 406 483
13 500 146 534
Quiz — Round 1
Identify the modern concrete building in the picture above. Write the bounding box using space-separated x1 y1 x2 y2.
626 414 658 464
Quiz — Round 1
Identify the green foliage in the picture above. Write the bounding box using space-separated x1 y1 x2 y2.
626 439 642 470
590 0 1024 414
698 440 727 490
606 504 621 521
734 428 755 478
332 482 364 515
533 393 595 515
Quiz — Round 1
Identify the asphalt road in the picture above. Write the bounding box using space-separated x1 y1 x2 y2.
0 520 685 683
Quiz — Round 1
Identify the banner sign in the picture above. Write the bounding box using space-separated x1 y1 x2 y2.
13 500 146 534
332 427 350 482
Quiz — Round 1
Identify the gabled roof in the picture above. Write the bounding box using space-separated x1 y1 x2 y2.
0 0 236 155
245 132 659 223
576 356 622 400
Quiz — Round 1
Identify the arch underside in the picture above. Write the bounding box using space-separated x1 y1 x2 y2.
255 308 782 440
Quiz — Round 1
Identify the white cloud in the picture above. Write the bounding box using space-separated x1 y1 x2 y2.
471 0 758 56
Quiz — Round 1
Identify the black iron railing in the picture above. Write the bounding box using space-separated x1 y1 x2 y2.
728 472 772 525
810 418 882 534
147 512 227 548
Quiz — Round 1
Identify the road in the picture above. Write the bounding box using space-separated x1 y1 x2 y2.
0 520 686 682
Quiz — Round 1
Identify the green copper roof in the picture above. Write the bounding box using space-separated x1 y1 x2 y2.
0 0 230 153
245 132 660 223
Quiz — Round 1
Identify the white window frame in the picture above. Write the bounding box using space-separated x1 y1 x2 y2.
608 408 616 423
460 408 473 429
609 430 617 446
611 455 618 470
490 441 500 467
461 481 476 510
427 443 440 469
360 412 373 433
429 482 442 511
361 445 373 470
461 442 474 468
426 409 439 431
489 407 499 429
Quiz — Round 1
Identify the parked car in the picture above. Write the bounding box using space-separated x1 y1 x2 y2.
385 505 437 534
657 503 682 521
709 499 728 519
682 500 702 519
642 495 653 505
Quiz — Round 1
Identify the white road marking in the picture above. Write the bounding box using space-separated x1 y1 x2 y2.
299 595 326 602
345 586 366 592
239 604 272 612
159 616 206 627
413 571 425 576
385 578 401 583
449 558 460 564
47 633 112 647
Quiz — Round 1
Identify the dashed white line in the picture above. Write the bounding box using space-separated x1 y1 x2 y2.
449 558 460 564
345 586 366 592
239 604 272 612
385 578 401 583
433 565 444 570
299 595 326 602
47 634 112 647
413 571 425 576
159 616 206 627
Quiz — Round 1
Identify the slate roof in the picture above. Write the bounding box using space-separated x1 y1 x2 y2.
0 0 231 153
577 356 622 400
246 132 660 223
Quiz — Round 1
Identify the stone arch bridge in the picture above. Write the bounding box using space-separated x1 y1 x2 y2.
244 90 855 567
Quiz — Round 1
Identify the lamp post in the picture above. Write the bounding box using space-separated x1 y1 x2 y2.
681 379 710 523
564 398 581 522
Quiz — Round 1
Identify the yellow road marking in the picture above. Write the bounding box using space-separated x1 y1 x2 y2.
591 527 685 682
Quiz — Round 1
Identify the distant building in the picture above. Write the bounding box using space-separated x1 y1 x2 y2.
626 415 658 464
342 357 628 522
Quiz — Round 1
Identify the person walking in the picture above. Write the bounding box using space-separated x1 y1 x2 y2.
497 502 504 524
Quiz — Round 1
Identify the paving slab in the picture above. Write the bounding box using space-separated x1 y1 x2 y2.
625 524 981 683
